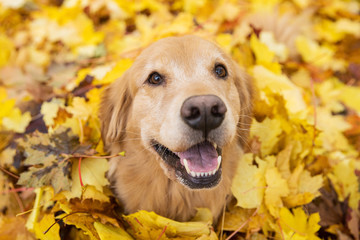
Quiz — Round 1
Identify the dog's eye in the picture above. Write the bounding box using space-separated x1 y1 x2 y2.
214 64 227 79
147 72 164 85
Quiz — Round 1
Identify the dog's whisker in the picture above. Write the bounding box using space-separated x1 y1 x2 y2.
237 134 255 152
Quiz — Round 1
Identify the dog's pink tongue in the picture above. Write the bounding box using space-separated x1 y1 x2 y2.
178 142 218 172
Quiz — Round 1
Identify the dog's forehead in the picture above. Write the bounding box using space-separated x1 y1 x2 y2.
136 36 227 78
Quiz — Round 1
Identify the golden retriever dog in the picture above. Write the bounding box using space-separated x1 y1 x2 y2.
100 35 253 223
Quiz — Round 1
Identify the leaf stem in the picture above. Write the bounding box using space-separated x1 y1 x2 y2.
134 217 143 227
43 212 79 234
0 165 19 179
1 187 34 194
78 157 84 187
225 208 259 240
277 219 285 240
78 118 84 144
156 225 167 240
58 152 124 165
9 182 24 213
62 152 124 159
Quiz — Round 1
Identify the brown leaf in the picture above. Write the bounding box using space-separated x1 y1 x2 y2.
62 213 101 240
347 207 359 240
57 197 121 227
306 180 348 227
17 128 94 193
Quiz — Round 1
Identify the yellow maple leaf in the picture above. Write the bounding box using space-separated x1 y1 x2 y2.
223 206 264 233
216 33 233 54
211 2 240 22
283 164 323 207
0 34 14 67
33 214 61 240
2 108 31 133
296 35 346 71
182 0 208 14
62 158 109 200
0 88 16 123
86 87 103 116
313 108 352 152
329 159 360 211
231 153 267 209
315 18 360 42
94 222 134 240
41 98 65 127
59 117 81 139
123 210 215 239
252 66 307 118
157 12 194 38
276 143 293 180
338 85 360 115
99 59 134 85
250 0 282 11
250 34 282 73
259 31 289 62
67 97 93 121
250 117 282 156
279 207 321 240
265 166 289 217
298 169 323 196
60 212 99 239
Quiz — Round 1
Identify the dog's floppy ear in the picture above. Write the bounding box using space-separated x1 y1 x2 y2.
100 72 133 149
232 62 255 147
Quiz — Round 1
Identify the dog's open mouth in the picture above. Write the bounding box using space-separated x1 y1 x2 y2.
152 140 222 189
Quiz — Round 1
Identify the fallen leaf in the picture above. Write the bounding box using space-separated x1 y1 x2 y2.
123 210 214 239
279 207 321 240
33 214 60 240
94 222 133 240
62 157 109 200
2 108 31 133
0 216 35 240
17 128 94 193
231 153 267 209
265 166 289 217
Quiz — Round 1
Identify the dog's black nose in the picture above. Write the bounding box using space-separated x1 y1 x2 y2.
181 95 227 136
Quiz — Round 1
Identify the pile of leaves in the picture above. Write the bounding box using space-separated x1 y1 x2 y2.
0 0 360 239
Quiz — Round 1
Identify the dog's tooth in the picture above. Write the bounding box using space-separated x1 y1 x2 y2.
190 171 196 177
183 159 191 174
212 169 216 175
213 143 217 149
216 156 222 170
196 172 201 178
204 172 209 177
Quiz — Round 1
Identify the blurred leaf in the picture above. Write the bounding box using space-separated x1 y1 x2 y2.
0 216 35 240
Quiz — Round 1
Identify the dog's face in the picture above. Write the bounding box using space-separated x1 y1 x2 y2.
101 36 253 190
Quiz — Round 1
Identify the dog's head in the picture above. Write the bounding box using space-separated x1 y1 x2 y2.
101 35 253 190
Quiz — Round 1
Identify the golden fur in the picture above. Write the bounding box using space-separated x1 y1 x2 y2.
100 35 253 222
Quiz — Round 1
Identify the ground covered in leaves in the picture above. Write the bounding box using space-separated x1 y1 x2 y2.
0 0 360 239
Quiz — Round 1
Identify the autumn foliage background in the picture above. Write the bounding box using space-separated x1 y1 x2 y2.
0 0 360 239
